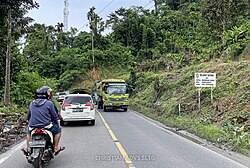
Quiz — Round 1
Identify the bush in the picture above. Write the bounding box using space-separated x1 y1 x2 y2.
11 71 57 106
58 70 82 91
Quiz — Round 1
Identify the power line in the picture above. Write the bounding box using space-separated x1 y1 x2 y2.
149 5 155 10
77 0 115 32
143 0 154 8
97 0 115 15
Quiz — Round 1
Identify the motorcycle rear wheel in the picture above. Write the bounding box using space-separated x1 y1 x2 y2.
33 156 42 168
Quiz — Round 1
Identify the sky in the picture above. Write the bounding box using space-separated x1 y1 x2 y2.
27 0 154 32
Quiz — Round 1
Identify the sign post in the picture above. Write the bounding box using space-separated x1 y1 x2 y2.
211 87 214 103
198 88 201 111
195 73 216 111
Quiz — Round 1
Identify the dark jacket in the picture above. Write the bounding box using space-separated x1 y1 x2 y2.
28 99 58 128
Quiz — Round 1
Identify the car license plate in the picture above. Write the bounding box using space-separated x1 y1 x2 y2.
73 108 83 112
29 140 46 147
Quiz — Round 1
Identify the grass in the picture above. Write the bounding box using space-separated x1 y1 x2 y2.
129 61 250 156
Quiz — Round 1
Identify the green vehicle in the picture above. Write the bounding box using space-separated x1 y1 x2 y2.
94 79 130 112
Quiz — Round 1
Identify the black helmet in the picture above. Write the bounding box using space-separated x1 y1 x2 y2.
36 86 52 99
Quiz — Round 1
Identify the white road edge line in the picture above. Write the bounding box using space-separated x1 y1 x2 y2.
0 141 25 165
130 111 248 168
130 111 174 134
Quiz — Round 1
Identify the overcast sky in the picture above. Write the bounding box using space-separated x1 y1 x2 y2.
27 0 153 32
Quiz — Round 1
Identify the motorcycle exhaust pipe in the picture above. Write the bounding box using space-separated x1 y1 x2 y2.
42 149 50 161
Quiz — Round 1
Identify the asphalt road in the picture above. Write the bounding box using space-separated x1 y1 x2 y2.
0 108 249 168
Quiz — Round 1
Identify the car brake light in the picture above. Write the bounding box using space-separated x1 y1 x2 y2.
85 104 94 110
62 104 71 110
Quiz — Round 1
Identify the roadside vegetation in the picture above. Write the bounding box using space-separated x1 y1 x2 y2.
0 0 249 155
129 61 250 155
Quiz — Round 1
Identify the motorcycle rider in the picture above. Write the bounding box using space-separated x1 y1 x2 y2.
22 86 64 156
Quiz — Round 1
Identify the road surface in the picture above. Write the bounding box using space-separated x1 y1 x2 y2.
0 108 249 168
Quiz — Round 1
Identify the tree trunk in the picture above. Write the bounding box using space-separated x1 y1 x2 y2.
153 0 158 15
4 8 12 106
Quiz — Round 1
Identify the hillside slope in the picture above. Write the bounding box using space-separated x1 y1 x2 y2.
70 61 250 156
130 60 250 156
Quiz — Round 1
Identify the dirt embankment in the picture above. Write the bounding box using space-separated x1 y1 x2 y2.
0 113 27 154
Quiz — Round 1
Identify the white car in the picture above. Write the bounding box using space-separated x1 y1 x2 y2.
55 92 67 102
60 94 95 126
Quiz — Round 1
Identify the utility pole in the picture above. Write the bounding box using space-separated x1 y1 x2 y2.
63 0 69 32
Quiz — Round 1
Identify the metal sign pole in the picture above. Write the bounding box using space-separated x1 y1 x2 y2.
211 87 213 103
178 104 181 116
198 88 201 112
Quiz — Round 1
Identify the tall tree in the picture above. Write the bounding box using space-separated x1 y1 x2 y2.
4 6 12 106
202 0 250 41
87 7 105 45
87 7 105 67
0 0 38 105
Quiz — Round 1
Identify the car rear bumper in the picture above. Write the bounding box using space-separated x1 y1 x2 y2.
62 116 95 121
61 111 95 121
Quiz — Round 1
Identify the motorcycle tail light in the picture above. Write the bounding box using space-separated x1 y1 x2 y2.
35 129 43 134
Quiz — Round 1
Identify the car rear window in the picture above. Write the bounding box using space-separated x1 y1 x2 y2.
59 92 67 95
64 96 91 104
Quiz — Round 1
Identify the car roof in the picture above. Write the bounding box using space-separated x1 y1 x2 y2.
56 91 67 94
65 94 91 97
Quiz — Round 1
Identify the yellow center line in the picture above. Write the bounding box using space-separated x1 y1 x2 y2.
104 122 111 130
97 110 136 168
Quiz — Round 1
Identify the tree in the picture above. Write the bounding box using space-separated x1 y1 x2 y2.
87 7 105 68
0 0 38 105
202 0 250 41
55 22 64 51
87 7 105 47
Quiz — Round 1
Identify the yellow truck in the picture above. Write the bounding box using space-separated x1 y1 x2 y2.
94 79 130 112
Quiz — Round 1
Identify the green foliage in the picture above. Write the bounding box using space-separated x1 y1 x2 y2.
239 86 250 106
0 103 27 115
11 71 57 105
202 0 250 41
130 61 250 155
222 21 250 60
58 70 82 91
39 48 89 79
223 120 250 154
0 0 250 157
87 7 105 46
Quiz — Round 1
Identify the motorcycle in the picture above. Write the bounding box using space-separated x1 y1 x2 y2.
25 128 54 168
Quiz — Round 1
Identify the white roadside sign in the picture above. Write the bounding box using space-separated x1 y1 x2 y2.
195 73 216 87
